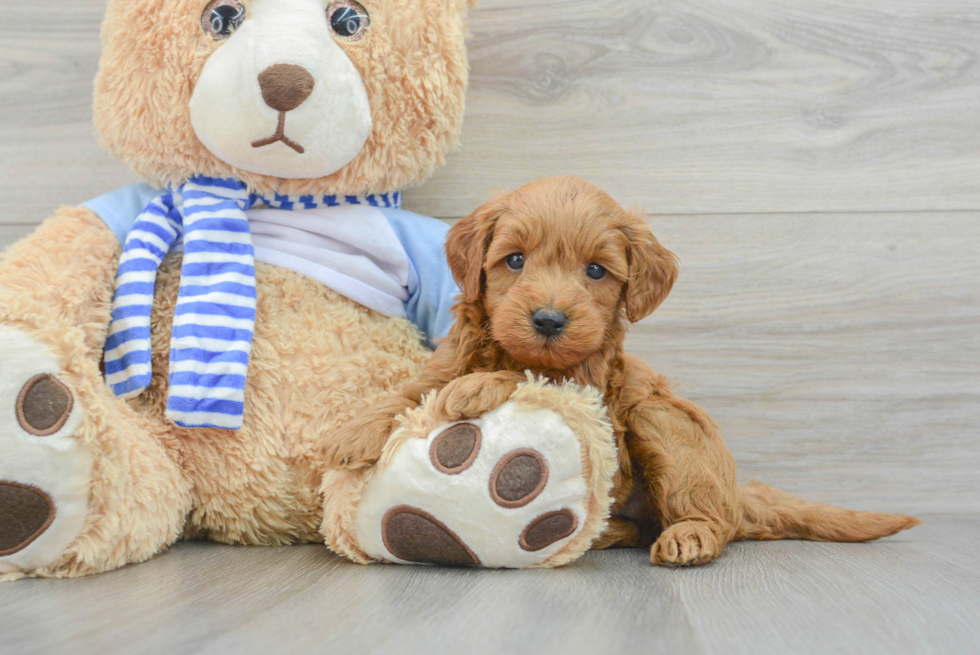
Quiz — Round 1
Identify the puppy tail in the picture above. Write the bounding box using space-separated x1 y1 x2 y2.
735 481 920 542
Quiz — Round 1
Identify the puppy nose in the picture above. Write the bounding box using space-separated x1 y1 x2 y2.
257 64 315 112
532 308 567 337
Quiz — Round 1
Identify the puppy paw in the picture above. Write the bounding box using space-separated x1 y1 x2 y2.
351 397 610 568
0 326 92 577
323 416 393 470
431 372 524 422
650 521 722 567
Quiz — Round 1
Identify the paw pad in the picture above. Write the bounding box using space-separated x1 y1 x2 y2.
355 404 594 568
429 423 481 474
381 505 480 566
489 448 548 508
16 374 73 436
520 509 578 551
0 482 55 556
0 325 92 573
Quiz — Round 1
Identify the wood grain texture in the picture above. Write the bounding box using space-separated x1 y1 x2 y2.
413 0 980 216
0 1 138 224
2 0 980 223
1 516 977 655
0 224 37 246
628 212 980 514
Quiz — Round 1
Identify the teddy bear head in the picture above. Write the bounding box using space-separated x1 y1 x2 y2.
93 0 473 196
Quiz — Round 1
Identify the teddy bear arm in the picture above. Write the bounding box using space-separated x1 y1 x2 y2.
0 205 120 358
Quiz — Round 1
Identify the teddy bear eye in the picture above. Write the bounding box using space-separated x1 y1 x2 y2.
586 263 607 280
327 1 370 41
506 253 525 271
202 0 246 40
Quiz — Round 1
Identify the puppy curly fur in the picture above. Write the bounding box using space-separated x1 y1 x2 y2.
327 176 920 566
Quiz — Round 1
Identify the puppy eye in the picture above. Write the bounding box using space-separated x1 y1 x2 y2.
327 1 370 41
506 253 525 271
586 263 607 280
202 0 246 40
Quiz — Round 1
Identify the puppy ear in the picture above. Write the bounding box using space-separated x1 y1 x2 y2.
621 210 678 322
445 200 504 303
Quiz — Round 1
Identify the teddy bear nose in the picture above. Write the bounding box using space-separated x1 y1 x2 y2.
532 308 567 338
257 64 315 112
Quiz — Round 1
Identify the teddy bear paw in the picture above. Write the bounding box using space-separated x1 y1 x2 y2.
0 326 92 577
342 386 616 568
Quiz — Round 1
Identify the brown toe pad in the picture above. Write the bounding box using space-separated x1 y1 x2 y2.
520 509 578 552
490 448 548 508
382 505 480 566
16 374 73 436
430 423 481 475
0 481 56 556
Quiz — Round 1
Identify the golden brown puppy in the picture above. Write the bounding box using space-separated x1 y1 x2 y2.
325 176 919 566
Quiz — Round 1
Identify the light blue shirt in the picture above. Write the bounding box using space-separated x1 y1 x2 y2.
85 183 459 345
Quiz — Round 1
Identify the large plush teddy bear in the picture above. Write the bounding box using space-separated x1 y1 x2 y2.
0 0 617 579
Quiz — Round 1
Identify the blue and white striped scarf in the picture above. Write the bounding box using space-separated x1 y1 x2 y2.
104 175 401 430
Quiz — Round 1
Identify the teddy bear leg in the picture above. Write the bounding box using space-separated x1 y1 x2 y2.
0 209 192 579
322 378 619 568
0 320 192 580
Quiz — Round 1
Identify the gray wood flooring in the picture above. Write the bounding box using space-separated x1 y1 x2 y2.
1 0 978 653
1 515 977 655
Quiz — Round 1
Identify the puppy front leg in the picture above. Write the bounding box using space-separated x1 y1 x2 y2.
626 397 741 566
431 371 527 421
591 518 642 550
323 342 464 469
323 393 423 469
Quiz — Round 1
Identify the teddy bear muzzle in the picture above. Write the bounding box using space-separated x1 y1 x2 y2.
188 0 373 179
251 63 317 154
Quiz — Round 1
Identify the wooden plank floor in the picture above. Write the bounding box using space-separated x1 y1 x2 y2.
1 515 977 655
1 0 979 653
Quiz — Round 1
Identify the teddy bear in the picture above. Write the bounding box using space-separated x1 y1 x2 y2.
0 0 619 579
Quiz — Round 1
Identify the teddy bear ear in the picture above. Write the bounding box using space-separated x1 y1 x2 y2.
620 209 679 323
445 200 505 304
